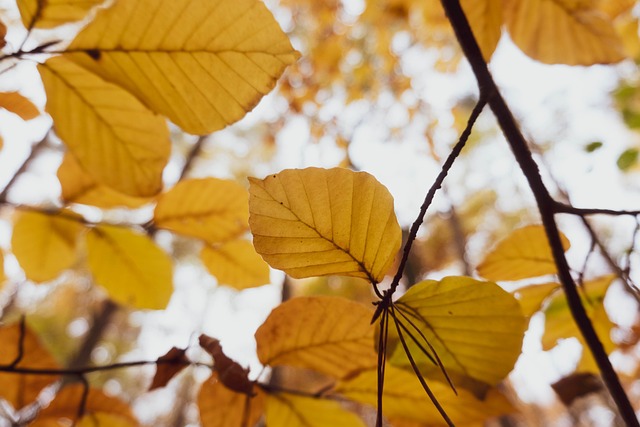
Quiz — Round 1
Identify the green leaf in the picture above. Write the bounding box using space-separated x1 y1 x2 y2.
584 141 603 153
617 148 638 171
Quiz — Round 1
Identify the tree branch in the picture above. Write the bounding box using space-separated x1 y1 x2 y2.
0 132 49 204
440 1 639 425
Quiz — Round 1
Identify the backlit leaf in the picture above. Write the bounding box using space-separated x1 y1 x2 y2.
149 347 188 391
198 374 265 427
39 56 170 197
477 225 571 281
335 366 514 426
513 282 561 317
0 91 39 120
65 0 300 134
389 276 526 386
17 0 104 29
57 153 150 209
266 392 365 427
86 225 173 309
32 384 138 427
249 168 401 283
11 211 83 282
504 0 626 65
255 296 377 379
201 240 270 290
617 148 638 171
199 335 253 395
461 0 502 61
155 178 248 244
0 323 60 409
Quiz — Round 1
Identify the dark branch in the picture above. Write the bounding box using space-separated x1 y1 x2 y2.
554 202 640 217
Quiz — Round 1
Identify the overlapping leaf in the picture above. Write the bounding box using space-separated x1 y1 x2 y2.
198 375 265 427
249 168 401 282
201 240 270 290
477 225 570 281
513 282 560 318
255 296 377 379
17 0 105 29
504 0 626 65
266 392 365 427
0 91 39 120
389 277 526 386
64 0 300 134
336 366 514 426
155 178 249 244
86 225 173 309
461 0 502 60
39 56 170 197
11 211 83 282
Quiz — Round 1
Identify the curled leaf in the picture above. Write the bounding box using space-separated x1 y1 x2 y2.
149 347 189 391
199 334 254 395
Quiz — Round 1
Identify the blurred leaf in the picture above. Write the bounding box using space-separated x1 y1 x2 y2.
199 335 253 395
461 0 502 61
149 347 188 391
0 92 39 120
255 296 377 379
86 225 173 309
11 211 84 282
551 372 603 406
249 168 401 282
198 375 264 427
0 251 4 285
584 141 603 153
17 0 104 29
513 282 560 318
504 0 625 65
201 240 270 290
617 148 638 171
389 276 526 386
39 56 170 197
65 0 299 134
598 0 637 19
0 19 5 49
0 322 60 409
477 225 570 281
155 178 248 244
266 392 365 427
57 153 150 209
335 366 514 426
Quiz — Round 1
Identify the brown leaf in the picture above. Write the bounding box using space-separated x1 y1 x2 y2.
149 347 188 391
551 373 603 406
199 334 254 395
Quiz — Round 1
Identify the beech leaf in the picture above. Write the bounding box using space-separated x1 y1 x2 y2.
477 225 571 281
266 392 365 427
513 282 560 318
149 347 189 391
201 240 270 290
249 167 401 283
199 334 254 395
64 0 300 134
0 91 39 120
17 0 104 29
461 0 502 61
255 296 377 379
198 375 265 427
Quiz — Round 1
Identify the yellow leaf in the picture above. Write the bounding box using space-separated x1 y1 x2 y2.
154 178 248 244
0 91 39 120
86 225 173 309
39 56 170 197
513 282 561 317
11 211 83 282
504 0 626 65
389 277 526 386
461 0 503 61
57 153 150 209
65 0 300 135
198 374 265 427
0 323 60 409
201 240 270 290
17 0 104 29
32 384 138 427
255 296 377 379
0 251 5 285
266 392 365 427
597 0 637 19
335 366 514 426
477 225 571 281
249 168 401 283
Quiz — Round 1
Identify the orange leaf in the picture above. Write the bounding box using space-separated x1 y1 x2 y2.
199 335 253 395
0 91 39 120
198 374 265 427
149 347 188 391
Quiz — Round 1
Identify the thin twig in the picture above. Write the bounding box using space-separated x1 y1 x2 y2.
0 132 49 203
554 202 640 217
179 135 208 180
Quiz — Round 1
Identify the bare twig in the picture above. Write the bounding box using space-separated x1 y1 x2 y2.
0 132 49 203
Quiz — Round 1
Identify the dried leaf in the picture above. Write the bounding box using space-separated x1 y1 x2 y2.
149 347 188 391
199 335 253 395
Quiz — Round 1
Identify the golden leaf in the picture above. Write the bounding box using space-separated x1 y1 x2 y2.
86 225 173 309
389 277 526 386
513 282 561 317
39 56 170 197
11 211 83 282
266 392 365 427
249 168 401 283
336 366 514 426
0 323 60 409
504 0 626 65
0 91 39 120
201 240 270 290
255 296 377 379
461 0 503 61
154 178 248 244
597 0 637 19
198 375 265 427
477 225 571 281
0 251 5 285
65 0 300 134
57 153 150 209
17 0 104 29
32 384 138 427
